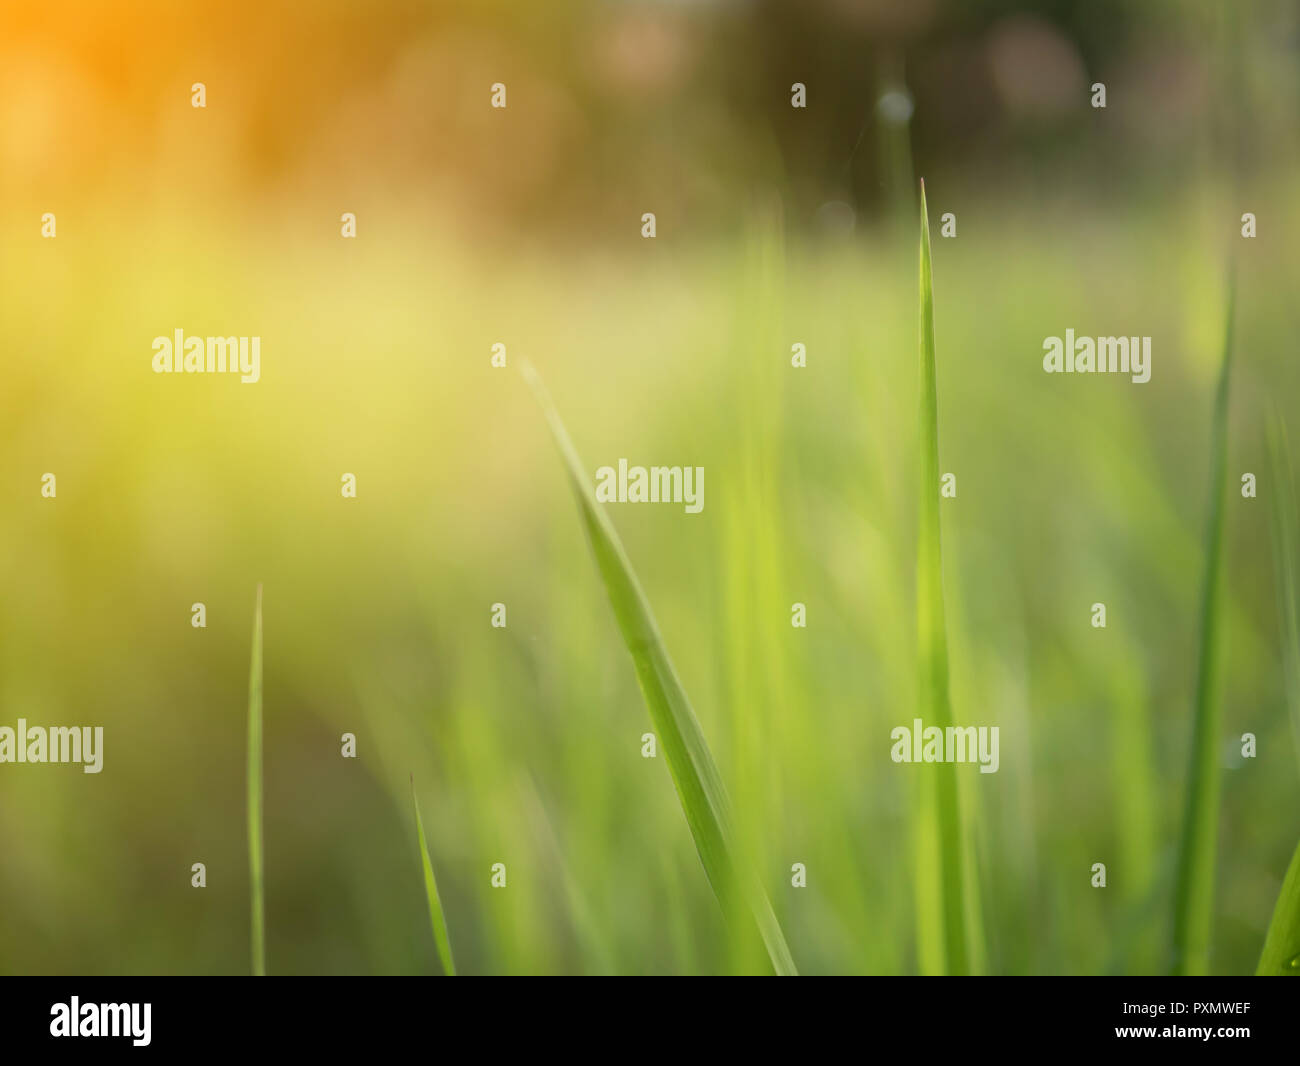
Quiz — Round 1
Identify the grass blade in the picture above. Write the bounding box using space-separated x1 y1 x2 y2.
410 775 457 975
522 361 797 976
915 179 975 975
1259 409 1300 977
247 583 265 977
1256 835 1300 975
1171 275 1236 975
1265 410 1300 770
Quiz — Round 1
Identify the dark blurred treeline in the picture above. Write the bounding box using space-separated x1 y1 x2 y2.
2 0 1296 240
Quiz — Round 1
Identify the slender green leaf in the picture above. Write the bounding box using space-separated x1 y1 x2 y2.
411 775 457 975
247 583 265 977
915 179 976 975
1256 835 1300 975
1265 410 1300 770
522 361 797 976
1259 409 1300 977
1171 275 1236 975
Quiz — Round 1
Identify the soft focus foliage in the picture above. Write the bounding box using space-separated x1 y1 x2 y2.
0 0 1297 974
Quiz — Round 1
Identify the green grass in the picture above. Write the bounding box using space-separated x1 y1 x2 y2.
410 775 457 975
9 174 1300 977
1171 276 1236 976
1258 409 1300 976
1265 410 1300 770
247 583 265 977
1256 835 1300 975
523 360 798 976
914 180 977 975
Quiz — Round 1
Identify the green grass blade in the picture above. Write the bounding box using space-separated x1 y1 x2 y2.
1171 275 1236 975
410 775 457 975
1265 410 1300 770
522 361 797 976
1260 409 1300 977
915 179 974 975
1256 835 1300 975
247 583 265 977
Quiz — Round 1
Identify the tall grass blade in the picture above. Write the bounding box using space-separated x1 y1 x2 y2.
915 179 975 975
247 583 265 977
410 775 457 975
1259 409 1300 977
522 361 797 976
1265 410 1300 770
1171 274 1236 975
1256 835 1300 975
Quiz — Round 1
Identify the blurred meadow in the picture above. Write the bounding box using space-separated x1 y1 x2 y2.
1 0 1299 974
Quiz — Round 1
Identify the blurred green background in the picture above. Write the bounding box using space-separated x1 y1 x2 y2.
0 0 1297 974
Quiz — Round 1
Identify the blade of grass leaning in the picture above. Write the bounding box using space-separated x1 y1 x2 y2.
1265 409 1300 770
915 179 975 975
1256 834 1300 975
247 583 265 977
1171 274 1236 976
522 360 797 976
410 775 457 975
1259 409 1300 976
